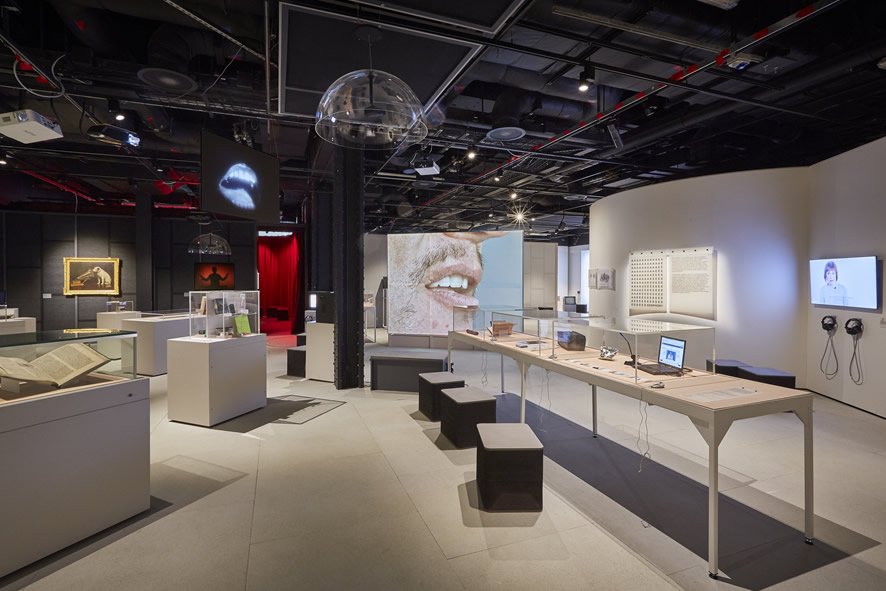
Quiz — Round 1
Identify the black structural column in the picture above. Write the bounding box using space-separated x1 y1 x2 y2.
332 147 364 389
135 187 154 311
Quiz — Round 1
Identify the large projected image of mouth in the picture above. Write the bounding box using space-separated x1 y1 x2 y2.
218 163 258 210
388 231 522 335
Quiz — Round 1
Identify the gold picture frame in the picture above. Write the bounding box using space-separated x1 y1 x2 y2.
63 257 121 296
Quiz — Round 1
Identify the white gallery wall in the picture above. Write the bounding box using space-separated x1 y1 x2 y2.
588 168 811 382
568 245 589 304
805 137 886 416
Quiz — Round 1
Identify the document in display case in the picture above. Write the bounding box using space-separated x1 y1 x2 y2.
188 290 260 338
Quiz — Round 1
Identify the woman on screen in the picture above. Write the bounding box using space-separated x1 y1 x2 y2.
819 261 848 305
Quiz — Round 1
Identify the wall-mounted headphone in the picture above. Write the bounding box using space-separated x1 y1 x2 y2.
821 315 837 332
845 318 864 336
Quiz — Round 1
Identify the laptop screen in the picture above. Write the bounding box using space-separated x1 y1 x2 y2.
658 336 686 369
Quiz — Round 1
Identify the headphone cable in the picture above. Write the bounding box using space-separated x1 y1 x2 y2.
849 334 864 385
819 331 838 379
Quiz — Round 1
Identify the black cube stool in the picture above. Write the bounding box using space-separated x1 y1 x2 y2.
370 353 449 392
737 366 796 388
440 387 496 448
706 358 748 377
477 423 544 512
287 346 306 377
418 372 465 421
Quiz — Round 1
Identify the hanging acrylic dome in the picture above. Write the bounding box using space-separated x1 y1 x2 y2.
315 69 428 150
188 232 232 256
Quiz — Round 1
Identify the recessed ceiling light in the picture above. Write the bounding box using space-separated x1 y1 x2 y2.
114 113 125 121
466 146 477 160
509 191 517 200
0 159 7 165
493 176 500 182
878 57 886 70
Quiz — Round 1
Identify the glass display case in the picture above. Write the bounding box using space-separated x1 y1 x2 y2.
554 318 716 383
0 329 137 400
106 299 134 312
188 290 260 338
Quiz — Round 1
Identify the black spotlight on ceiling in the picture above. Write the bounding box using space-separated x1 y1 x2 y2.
578 64 594 93
108 99 125 122
557 216 567 232
606 122 624 150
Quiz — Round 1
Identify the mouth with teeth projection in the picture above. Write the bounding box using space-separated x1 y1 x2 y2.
218 162 258 210
424 259 481 308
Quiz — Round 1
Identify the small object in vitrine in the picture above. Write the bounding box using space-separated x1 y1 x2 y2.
516 342 528 348
199 296 207 315
556 330 586 351
490 321 513 337
466 329 479 335
228 303 236 314
212 298 224 315
233 314 251 336
599 345 618 360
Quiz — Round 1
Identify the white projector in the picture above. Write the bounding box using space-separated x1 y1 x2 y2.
412 161 440 176
0 109 63 143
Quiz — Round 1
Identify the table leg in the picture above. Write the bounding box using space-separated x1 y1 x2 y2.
794 403 815 543
591 384 598 438
500 354 505 393
519 362 527 423
447 337 452 373
707 434 719 577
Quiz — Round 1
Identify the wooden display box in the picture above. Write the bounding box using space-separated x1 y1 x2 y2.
490 321 513 337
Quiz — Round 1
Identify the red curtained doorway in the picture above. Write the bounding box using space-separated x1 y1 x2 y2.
257 232 302 335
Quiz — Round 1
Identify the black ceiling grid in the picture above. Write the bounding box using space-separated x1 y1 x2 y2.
0 1 882 243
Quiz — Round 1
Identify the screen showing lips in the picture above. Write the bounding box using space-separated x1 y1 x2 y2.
201 130 280 224
387 231 523 336
219 163 258 210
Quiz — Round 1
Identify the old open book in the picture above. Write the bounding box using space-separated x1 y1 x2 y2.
0 343 111 387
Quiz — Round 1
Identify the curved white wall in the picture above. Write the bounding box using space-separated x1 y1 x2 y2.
589 168 811 380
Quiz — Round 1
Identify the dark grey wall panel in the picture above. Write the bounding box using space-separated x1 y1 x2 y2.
154 271 171 311
77 295 106 325
109 217 135 243
229 222 257 246
76 217 109 258
43 215 75 242
43 295 75 331
7 267 41 324
6 214 42 267
43 240 74 294
232 249 256 290
110 242 137 294
153 219 172 266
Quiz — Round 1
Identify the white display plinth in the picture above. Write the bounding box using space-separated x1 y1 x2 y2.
0 375 150 577
96 311 142 358
0 316 36 335
167 334 267 427
121 315 190 376
96 310 142 330
305 322 334 382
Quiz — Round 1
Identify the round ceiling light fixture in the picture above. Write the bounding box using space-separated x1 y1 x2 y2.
137 68 199 94
485 126 526 142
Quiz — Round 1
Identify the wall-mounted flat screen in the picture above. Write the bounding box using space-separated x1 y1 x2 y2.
201 130 280 224
810 256 879 310
194 263 235 290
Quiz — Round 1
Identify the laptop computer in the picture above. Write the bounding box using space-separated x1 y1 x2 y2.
635 336 686 376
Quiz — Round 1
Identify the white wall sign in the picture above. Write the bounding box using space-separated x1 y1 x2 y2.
629 247 716 320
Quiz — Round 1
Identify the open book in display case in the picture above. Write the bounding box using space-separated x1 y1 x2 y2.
0 329 137 400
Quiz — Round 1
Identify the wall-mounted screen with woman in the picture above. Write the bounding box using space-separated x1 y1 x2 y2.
810 256 879 310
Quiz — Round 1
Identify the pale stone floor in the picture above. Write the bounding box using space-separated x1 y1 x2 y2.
3 333 885 590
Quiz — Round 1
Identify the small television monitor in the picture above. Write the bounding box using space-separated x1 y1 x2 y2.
809 256 879 310
563 296 576 305
194 263 235 290
200 130 280 224
658 336 686 370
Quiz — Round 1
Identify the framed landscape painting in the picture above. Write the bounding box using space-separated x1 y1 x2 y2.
64 257 121 296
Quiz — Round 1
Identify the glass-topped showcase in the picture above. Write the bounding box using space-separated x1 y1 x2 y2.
0 329 137 401
188 290 260 338
106 299 135 312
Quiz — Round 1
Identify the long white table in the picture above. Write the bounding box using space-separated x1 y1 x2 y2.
448 330 813 579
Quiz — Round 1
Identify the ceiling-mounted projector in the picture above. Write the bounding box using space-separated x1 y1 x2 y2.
87 124 140 148
410 152 440 176
0 109 63 144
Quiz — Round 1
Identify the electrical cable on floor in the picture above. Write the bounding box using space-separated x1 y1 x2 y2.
636 392 651 473
819 331 838 379
849 334 864 385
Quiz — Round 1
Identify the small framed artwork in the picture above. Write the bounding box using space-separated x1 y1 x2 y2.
598 267 616 291
64 257 121 296
194 263 235 290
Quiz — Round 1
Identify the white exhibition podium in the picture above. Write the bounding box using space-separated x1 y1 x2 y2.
121 315 191 376
166 334 267 427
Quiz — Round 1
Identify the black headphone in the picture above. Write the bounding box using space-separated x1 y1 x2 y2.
845 318 864 336
821 315 837 332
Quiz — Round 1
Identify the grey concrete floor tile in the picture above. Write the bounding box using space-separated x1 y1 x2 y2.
246 508 463 591
24 501 254 591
